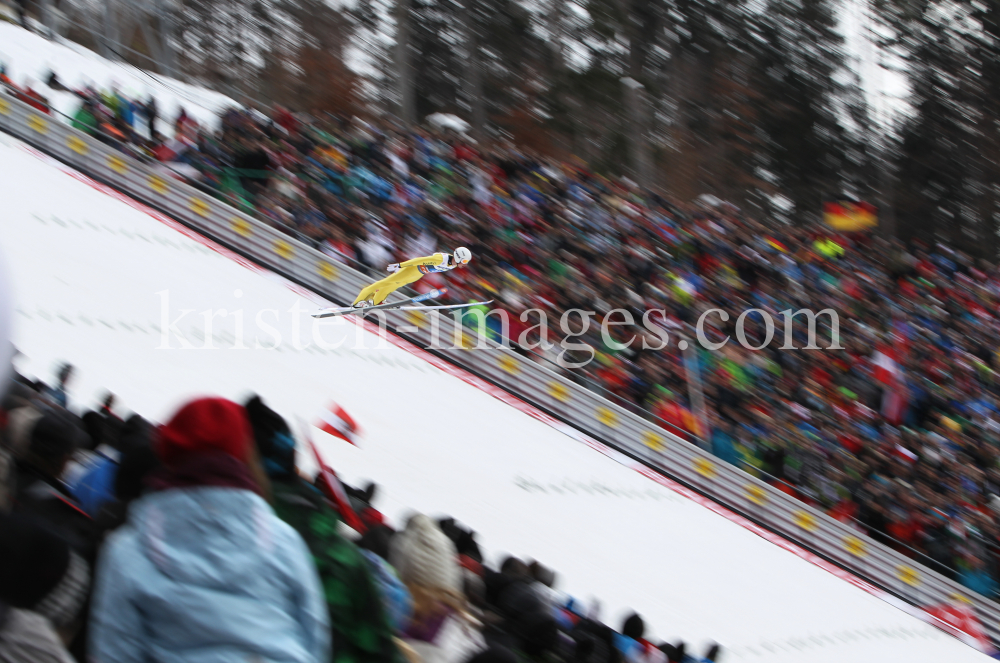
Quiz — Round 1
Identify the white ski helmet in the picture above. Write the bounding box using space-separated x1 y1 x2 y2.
453 247 472 265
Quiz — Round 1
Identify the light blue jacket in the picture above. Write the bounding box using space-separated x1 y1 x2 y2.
89 487 331 663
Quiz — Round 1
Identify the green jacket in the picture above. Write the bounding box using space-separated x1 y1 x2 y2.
271 479 402 663
72 107 98 135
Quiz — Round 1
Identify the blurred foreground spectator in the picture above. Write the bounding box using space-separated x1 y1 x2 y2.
87 397 330 662
0 513 90 663
247 394 402 663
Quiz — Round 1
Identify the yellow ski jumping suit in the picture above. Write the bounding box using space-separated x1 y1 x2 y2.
353 253 456 306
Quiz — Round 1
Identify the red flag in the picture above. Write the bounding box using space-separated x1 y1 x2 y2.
297 419 367 534
874 346 907 424
315 403 360 445
882 382 907 425
893 443 918 463
924 600 991 653
872 347 901 386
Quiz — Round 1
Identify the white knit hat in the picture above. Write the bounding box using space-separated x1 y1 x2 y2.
390 514 461 593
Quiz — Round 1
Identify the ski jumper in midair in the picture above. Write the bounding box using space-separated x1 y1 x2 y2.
352 247 472 307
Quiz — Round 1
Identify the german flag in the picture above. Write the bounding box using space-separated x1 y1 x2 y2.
824 201 877 231
765 236 788 252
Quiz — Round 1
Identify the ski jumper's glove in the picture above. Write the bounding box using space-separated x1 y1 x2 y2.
387 263 400 273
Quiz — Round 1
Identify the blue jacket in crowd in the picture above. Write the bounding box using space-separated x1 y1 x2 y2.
88 486 330 663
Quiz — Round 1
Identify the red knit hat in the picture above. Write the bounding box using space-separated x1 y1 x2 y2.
156 397 253 465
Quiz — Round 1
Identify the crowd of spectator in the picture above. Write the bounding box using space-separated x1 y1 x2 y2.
6 67 1000 601
0 364 722 663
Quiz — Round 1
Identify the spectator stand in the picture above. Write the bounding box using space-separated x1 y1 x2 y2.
3 89 1000 649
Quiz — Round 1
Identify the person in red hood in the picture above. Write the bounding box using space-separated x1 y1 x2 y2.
88 397 330 663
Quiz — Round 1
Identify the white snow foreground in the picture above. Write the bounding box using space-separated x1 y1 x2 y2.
0 132 993 662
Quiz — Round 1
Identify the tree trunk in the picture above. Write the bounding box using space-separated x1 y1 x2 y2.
395 0 416 124
546 0 564 70
102 0 119 60
460 0 486 140
621 77 653 189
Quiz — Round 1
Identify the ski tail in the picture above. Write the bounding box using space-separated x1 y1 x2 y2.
352 288 448 315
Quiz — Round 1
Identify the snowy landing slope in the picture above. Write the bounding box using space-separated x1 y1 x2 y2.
0 132 990 662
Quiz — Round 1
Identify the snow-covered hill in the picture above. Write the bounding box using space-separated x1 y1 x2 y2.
0 21 235 133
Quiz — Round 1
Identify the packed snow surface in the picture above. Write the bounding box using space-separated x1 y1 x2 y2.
0 132 990 662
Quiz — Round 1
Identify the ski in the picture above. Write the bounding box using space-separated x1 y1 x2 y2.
311 288 448 318
396 300 493 311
